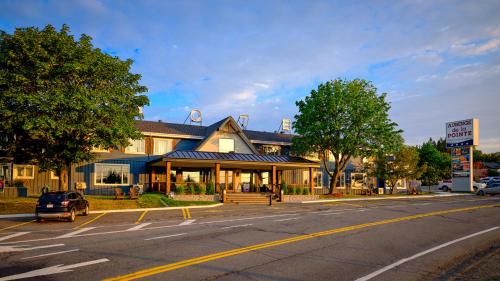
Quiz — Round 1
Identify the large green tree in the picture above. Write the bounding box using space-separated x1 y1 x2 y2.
417 141 451 186
0 25 149 189
292 78 402 194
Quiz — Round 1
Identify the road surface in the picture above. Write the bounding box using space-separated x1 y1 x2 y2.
0 195 499 281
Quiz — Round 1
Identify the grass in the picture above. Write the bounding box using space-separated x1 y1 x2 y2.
0 192 217 214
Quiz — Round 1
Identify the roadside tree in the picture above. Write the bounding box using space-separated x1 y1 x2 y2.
418 141 451 186
292 78 402 194
0 25 149 190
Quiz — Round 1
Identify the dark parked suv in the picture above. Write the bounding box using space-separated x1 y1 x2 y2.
35 191 89 222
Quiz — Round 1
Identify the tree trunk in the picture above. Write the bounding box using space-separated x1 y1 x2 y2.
58 166 69 191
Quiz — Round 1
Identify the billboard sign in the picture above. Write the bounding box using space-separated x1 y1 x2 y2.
445 119 478 148
451 147 470 177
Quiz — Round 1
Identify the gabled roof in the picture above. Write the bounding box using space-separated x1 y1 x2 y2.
134 118 295 144
194 116 260 154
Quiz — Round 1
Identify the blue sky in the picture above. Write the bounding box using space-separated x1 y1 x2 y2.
1 0 500 152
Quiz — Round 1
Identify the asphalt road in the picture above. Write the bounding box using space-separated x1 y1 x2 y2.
0 195 499 281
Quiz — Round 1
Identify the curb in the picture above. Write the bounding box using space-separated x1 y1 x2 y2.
299 193 472 204
0 203 223 219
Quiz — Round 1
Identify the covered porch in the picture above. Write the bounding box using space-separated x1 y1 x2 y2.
146 151 320 196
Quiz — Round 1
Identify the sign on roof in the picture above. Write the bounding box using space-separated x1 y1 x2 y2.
445 118 479 148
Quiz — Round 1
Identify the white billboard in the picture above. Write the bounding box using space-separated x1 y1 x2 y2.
445 118 478 148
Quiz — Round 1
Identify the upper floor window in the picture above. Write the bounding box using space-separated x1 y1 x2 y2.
262 145 281 155
219 138 235 153
154 138 173 155
125 139 145 154
15 165 34 179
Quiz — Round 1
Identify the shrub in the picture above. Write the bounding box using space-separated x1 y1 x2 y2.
292 186 298 195
281 182 288 195
303 188 310 195
206 182 215 195
13 180 25 188
198 183 206 195
176 185 185 195
188 183 196 195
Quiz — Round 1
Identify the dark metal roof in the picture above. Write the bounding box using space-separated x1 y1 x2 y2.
134 118 295 143
162 150 317 164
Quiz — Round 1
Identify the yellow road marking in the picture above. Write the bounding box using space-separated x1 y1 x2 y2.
181 208 186 220
185 208 191 219
75 212 107 229
102 204 499 281
135 211 148 224
0 220 35 232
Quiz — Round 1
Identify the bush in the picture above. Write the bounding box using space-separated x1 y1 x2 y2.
281 182 288 194
176 185 185 195
198 183 206 195
206 182 215 195
188 183 196 195
292 186 298 195
303 188 310 195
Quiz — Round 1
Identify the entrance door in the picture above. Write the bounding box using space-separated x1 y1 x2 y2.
241 172 251 192
219 170 235 192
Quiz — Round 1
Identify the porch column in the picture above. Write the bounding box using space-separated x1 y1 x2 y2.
215 163 220 193
309 167 315 195
272 165 277 193
165 161 171 195
150 167 156 192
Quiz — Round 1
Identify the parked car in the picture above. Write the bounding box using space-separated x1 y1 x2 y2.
35 191 89 222
438 180 485 192
477 182 500 196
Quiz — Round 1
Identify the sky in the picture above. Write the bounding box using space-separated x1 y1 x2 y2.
1 0 500 152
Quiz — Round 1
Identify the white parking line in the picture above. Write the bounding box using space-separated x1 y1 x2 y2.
179 219 196 226
318 212 344 216
126 223 152 231
273 217 299 222
0 232 30 242
222 224 252 229
57 227 96 238
21 249 80 260
355 226 500 281
144 233 186 241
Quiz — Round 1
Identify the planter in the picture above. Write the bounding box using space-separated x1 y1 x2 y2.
282 194 320 202
171 194 220 202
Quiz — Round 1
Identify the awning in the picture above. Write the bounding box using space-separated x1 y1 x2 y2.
147 151 320 169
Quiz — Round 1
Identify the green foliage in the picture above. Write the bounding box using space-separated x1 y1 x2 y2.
292 186 298 195
175 185 185 195
281 182 288 194
303 187 310 195
13 180 25 188
0 24 149 183
476 151 500 162
188 183 196 195
292 78 402 194
418 141 451 186
198 183 206 195
487 169 499 176
206 182 215 195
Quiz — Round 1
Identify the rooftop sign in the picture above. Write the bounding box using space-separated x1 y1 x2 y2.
445 118 479 148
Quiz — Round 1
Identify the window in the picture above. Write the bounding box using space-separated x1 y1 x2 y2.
219 138 235 153
94 163 130 185
15 165 34 179
50 171 59 180
303 170 310 185
262 145 281 155
91 145 110 153
125 139 145 154
154 138 173 155
261 172 269 185
314 170 322 187
182 171 200 183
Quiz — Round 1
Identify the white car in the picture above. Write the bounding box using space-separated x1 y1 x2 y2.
438 180 486 192
477 182 500 196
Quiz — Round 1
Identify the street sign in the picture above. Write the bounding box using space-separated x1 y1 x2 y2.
445 119 478 148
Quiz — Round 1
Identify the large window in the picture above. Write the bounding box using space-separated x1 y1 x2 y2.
219 138 235 153
15 165 34 179
125 139 145 154
94 163 130 185
314 170 322 187
182 171 200 183
154 138 173 155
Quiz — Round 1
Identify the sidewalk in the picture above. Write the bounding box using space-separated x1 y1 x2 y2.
299 192 472 204
0 203 223 219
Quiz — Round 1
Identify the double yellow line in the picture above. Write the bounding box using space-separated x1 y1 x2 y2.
181 208 191 220
103 204 499 281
